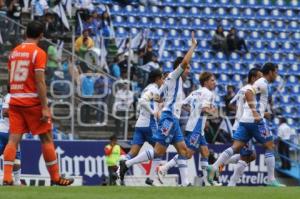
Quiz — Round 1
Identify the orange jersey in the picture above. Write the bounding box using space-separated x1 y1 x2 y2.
8 42 47 107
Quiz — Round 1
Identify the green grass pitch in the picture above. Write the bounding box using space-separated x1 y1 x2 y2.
0 187 299 199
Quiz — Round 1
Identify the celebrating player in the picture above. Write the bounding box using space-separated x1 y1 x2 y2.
2 21 74 186
0 87 22 185
118 32 197 182
156 72 220 186
208 63 285 187
122 69 164 186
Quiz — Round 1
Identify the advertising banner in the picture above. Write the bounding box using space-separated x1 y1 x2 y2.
0 140 267 186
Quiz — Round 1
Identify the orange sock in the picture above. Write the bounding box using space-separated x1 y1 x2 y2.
41 143 60 181
3 143 17 183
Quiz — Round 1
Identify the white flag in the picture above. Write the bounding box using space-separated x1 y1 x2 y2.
100 35 108 71
53 3 70 30
0 31 3 44
116 38 127 54
57 40 64 60
77 13 83 34
158 36 167 61
105 5 115 38
218 116 233 137
23 0 29 11
131 31 142 49
64 0 72 18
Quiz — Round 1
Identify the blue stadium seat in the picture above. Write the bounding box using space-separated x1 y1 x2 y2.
215 52 226 62
260 20 271 31
230 52 240 62
282 42 293 52
256 52 267 63
268 41 278 52
166 17 176 28
271 52 282 63
116 27 127 37
221 19 230 29
216 8 227 18
176 6 187 17
274 20 286 29
234 19 244 29
253 41 265 51
179 18 190 29
202 51 212 62
192 62 201 72
264 31 274 41
288 21 298 31
285 53 297 64
244 8 255 19
271 9 282 20
278 32 288 41
230 7 240 18
256 9 267 19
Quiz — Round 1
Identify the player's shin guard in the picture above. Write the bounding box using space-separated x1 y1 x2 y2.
126 149 154 168
228 160 247 186
212 147 234 170
161 154 178 173
224 154 241 165
177 155 189 186
265 150 275 182
200 157 210 185
3 143 17 183
42 143 60 182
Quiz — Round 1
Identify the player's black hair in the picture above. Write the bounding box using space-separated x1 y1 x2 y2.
261 62 278 75
247 67 262 83
173 56 184 69
148 69 163 84
26 21 44 39
7 85 10 93
110 134 117 141
279 117 287 124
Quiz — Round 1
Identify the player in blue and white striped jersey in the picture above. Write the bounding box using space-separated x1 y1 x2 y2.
119 32 197 182
156 72 219 186
0 87 22 186
209 63 285 187
123 69 164 186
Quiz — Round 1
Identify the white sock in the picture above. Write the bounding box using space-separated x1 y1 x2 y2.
228 160 247 186
200 157 209 184
213 147 234 170
265 151 275 182
224 154 241 165
126 149 154 168
177 157 189 186
13 169 21 186
160 154 178 173
149 158 161 179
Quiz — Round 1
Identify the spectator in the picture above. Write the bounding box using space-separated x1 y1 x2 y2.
81 69 95 123
0 0 4 8
75 29 94 58
143 39 154 64
31 0 49 21
104 135 125 185
223 85 236 124
80 15 94 36
74 0 94 11
183 73 197 96
227 27 248 53
43 12 57 38
47 40 60 85
100 10 112 38
278 117 296 170
113 82 134 137
6 0 22 42
211 25 228 55
110 57 121 79
94 75 109 124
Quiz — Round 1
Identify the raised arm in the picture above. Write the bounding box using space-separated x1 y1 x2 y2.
181 31 198 70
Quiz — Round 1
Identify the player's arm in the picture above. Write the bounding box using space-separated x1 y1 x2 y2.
170 31 197 79
200 92 217 115
34 50 50 122
245 89 261 122
139 90 155 115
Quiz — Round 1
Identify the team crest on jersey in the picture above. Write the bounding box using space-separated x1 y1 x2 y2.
161 120 173 136
190 133 199 147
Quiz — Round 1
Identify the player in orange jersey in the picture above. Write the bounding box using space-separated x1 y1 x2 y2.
2 21 74 186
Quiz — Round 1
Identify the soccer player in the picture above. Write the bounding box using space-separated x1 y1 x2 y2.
2 21 74 186
156 72 220 186
123 69 164 186
0 87 22 185
208 63 285 187
118 32 197 182
224 68 263 186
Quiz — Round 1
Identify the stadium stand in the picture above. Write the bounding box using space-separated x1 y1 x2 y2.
0 0 300 181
